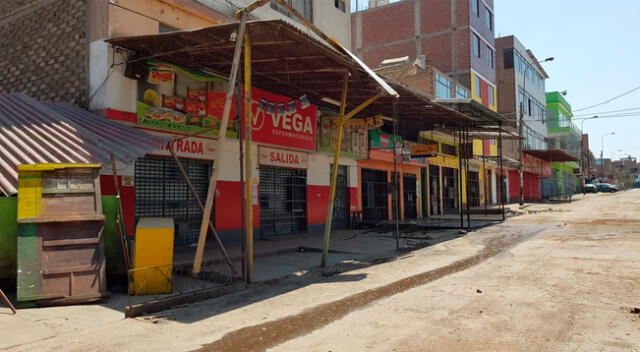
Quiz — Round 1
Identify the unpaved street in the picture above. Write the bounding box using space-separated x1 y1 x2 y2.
263 191 640 352
2 190 639 352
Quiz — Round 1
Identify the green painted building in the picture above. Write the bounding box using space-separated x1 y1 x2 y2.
546 92 581 195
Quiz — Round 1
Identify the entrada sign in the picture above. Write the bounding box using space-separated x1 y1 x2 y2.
259 146 309 169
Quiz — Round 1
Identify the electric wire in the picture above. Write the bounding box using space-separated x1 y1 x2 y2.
573 85 640 112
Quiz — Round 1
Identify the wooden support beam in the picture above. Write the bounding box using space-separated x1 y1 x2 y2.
321 73 349 268
192 13 248 276
168 145 237 276
0 289 16 314
124 282 245 318
243 32 254 283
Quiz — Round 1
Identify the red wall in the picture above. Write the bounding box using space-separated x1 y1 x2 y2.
215 180 259 231
307 185 330 225
508 170 541 201
100 175 135 236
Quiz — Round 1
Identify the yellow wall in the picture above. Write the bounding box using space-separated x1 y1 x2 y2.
470 71 498 112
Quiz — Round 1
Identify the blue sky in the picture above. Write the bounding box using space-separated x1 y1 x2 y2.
495 0 640 160
354 0 640 160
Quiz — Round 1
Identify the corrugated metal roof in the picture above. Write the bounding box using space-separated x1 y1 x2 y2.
0 94 172 196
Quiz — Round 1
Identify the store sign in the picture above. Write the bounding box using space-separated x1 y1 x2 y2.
249 87 317 150
369 130 402 150
148 67 175 85
144 129 218 160
136 60 228 137
318 116 368 158
259 146 308 169
410 143 438 157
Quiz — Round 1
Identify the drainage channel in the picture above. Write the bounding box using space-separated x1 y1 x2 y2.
196 227 546 352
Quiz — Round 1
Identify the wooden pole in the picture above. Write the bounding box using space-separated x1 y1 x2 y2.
167 145 238 276
0 289 16 314
243 32 254 283
110 154 130 270
192 13 248 276
321 74 349 268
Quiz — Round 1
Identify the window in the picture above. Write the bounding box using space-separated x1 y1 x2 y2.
472 34 481 58
271 0 313 22
484 7 493 30
471 0 479 17
456 86 469 98
486 46 494 68
503 48 514 69
435 74 452 99
488 86 494 106
442 143 457 156
334 0 345 12
474 76 481 98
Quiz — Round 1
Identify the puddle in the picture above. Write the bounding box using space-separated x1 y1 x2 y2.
196 228 544 352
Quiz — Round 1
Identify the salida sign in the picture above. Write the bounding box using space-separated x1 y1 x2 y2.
259 146 308 169
248 87 317 150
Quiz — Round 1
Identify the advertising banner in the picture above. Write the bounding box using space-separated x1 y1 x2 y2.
249 87 317 150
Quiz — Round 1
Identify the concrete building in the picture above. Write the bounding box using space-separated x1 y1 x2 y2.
0 0 352 111
495 35 551 201
351 0 498 111
545 91 581 196
0 0 356 245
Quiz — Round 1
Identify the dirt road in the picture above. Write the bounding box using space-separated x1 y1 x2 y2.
2 190 639 352
264 190 640 352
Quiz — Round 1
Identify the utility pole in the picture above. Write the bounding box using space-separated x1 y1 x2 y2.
600 132 615 181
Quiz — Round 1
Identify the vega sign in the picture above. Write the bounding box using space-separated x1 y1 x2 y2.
248 87 317 150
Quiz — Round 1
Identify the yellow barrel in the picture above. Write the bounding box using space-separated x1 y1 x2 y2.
129 217 174 295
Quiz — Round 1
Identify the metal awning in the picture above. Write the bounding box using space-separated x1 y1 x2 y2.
106 20 481 129
434 98 515 127
524 149 580 162
0 94 172 196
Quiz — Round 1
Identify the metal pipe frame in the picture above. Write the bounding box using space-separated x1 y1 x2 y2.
498 124 506 221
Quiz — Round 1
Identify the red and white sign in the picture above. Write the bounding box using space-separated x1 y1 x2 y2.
248 87 317 150
259 146 308 169
148 68 175 85
142 129 218 160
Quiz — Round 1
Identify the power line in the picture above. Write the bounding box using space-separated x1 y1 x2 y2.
573 85 640 112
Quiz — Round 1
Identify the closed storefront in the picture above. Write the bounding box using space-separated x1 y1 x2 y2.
361 168 388 222
258 147 309 237
403 173 417 219
443 167 458 214
259 166 308 237
428 165 441 216
467 170 481 207
134 155 211 245
331 165 350 229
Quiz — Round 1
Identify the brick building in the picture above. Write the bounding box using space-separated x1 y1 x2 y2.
352 0 497 111
0 0 90 106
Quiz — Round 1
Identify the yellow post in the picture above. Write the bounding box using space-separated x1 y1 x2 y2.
321 90 383 267
243 33 254 283
321 74 349 268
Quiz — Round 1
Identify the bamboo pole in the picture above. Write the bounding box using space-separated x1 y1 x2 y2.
243 32 254 283
192 13 248 276
321 74 349 268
